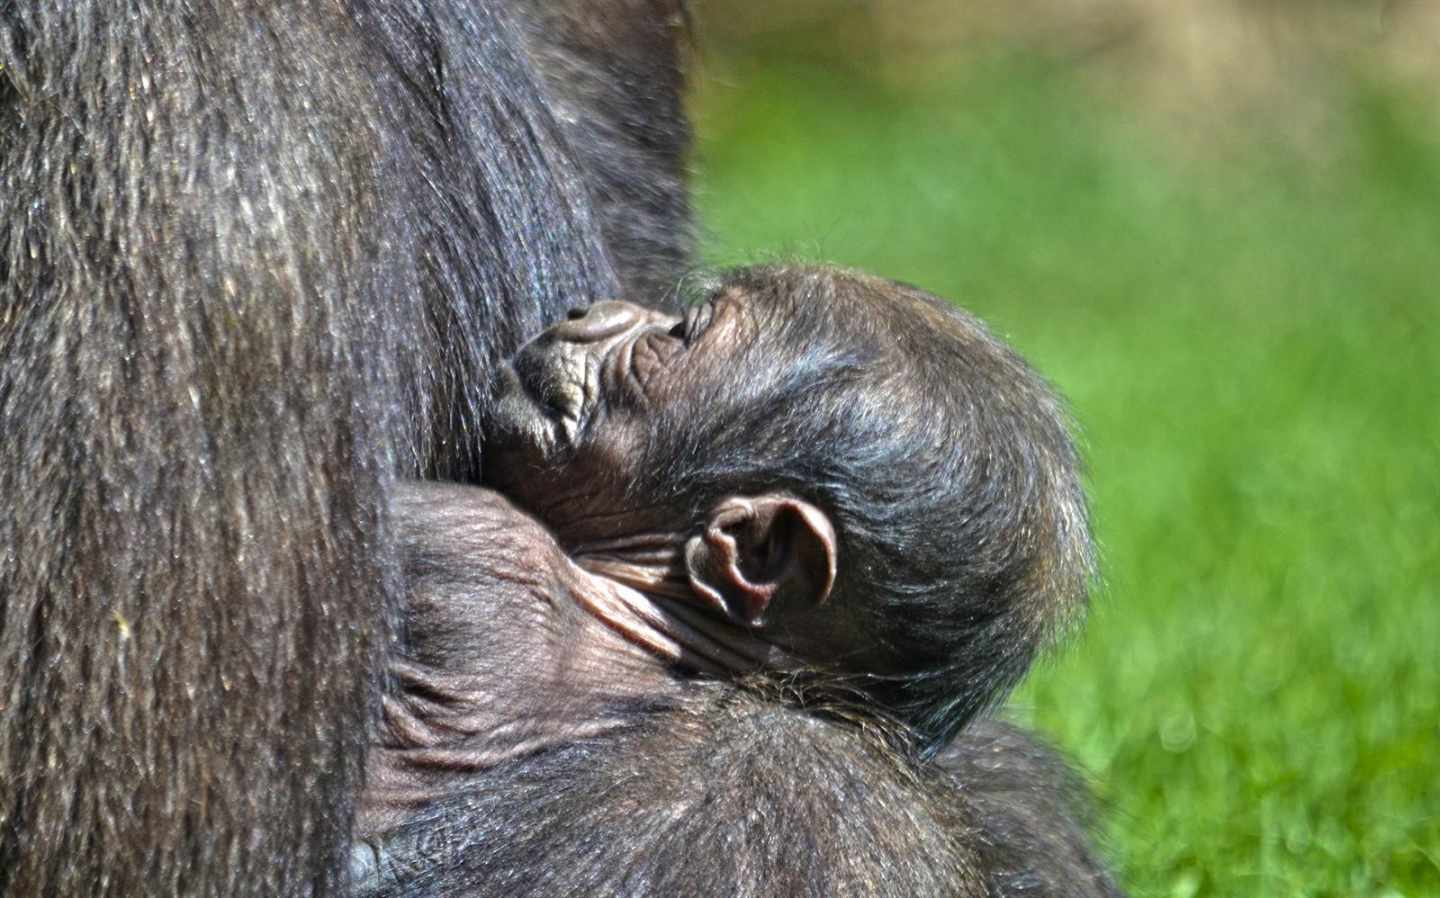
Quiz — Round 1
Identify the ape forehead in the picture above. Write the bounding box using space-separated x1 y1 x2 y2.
716 265 963 332
703 267 990 384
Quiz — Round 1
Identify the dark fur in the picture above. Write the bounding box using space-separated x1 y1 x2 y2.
354 691 1121 898
1 2 1119 893
515 0 696 306
633 266 1096 749
0 2 690 895
935 721 1123 898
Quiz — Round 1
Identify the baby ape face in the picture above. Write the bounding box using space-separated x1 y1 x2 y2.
485 291 749 546
486 279 843 643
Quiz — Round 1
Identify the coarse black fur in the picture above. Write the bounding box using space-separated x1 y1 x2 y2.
0 2 691 895
935 720 1123 898
515 0 696 306
353 691 1122 898
632 266 1096 751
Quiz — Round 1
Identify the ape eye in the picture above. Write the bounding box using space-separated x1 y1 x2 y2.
677 302 714 346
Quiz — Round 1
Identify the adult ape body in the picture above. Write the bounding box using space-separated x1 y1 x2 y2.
357 266 1123 897
0 2 690 895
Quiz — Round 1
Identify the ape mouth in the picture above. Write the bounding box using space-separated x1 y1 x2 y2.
509 343 594 448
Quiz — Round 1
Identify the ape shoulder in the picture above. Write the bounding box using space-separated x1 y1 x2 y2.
389 481 571 665
934 719 1125 898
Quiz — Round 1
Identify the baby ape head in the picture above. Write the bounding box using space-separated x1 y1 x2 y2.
485 264 1094 748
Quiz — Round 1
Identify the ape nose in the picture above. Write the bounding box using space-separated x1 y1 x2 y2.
553 300 648 343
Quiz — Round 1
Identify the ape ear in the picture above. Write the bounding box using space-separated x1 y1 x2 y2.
683 495 838 627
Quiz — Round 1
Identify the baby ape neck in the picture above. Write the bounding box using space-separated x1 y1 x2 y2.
364 484 787 838
569 539 790 677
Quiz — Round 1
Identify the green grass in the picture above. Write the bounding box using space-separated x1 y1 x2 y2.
692 51 1440 897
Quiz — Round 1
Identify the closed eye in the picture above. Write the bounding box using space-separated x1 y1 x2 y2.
627 327 686 398
679 302 715 346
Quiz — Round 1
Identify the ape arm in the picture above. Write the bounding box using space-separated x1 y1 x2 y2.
0 8 401 893
352 684 985 898
353 690 1125 898
361 482 683 837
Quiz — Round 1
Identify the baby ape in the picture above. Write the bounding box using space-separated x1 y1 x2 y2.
357 265 1120 897
485 263 1094 743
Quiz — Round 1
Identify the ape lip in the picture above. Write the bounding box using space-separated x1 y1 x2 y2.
511 354 590 447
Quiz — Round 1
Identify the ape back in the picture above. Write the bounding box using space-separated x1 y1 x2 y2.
0 2 689 895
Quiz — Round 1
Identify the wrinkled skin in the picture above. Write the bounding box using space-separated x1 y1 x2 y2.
485 265 1096 721
485 298 691 537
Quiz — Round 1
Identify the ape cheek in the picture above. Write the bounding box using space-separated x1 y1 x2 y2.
524 422 651 543
630 331 686 402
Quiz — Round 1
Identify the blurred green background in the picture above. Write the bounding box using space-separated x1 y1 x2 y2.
688 2 1439 895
